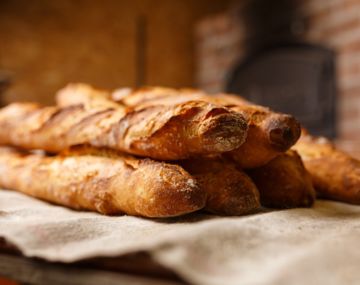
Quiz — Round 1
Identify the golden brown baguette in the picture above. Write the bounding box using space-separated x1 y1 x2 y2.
68 146 261 216
293 134 360 205
112 86 301 168
0 146 206 217
180 158 260 215
247 150 315 208
0 85 248 160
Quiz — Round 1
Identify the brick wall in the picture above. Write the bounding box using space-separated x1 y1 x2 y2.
195 13 243 93
301 0 360 142
195 0 360 149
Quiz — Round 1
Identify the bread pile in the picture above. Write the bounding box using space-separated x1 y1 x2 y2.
0 83 358 218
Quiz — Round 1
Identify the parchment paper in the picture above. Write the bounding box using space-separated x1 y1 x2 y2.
1 189 360 285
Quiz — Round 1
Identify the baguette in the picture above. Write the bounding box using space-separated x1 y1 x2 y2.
112 86 301 168
0 85 248 160
180 158 260 215
68 146 261 216
293 134 360 205
0 146 206 217
247 150 315 208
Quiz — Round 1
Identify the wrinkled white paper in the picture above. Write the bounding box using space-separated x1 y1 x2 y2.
1 189 360 285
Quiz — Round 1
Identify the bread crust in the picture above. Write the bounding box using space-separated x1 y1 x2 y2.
247 150 315 208
293 134 360 204
0 146 206 217
0 84 248 160
111 86 301 168
68 147 261 216
180 158 260 215
57 85 260 215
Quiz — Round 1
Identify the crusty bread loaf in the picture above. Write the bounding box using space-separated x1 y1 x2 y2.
67 146 261 216
0 146 206 217
293 134 360 205
0 85 248 160
247 150 315 208
180 158 260 215
57 84 261 216
111 86 301 168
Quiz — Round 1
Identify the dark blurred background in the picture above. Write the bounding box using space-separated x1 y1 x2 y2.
0 0 359 156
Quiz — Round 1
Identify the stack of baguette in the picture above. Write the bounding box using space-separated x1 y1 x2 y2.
0 83 359 218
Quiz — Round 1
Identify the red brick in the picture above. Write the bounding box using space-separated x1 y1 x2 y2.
339 39 360 53
323 18 360 39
